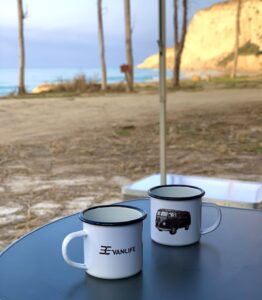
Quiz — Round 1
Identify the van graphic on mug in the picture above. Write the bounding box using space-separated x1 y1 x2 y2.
155 209 191 235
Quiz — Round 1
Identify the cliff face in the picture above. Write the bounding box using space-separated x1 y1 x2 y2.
137 0 262 72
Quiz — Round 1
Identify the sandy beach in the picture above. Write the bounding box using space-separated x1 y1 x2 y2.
0 88 261 250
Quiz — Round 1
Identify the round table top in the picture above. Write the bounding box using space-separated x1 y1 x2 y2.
1 199 262 300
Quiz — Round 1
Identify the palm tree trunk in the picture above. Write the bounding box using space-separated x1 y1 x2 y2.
97 0 107 90
173 0 179 87
124 0 134 92
173 0 187 88
231 0 242 78
17 0 26 94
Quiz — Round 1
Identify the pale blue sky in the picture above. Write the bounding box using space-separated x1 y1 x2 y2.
0 0 223 68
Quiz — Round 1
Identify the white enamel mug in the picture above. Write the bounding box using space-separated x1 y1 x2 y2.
62 205 147 279
149 185 222 246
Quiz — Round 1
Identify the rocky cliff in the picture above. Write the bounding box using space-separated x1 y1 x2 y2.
137 0 262 72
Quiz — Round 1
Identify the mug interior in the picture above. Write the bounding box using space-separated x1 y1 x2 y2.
148 185 205 200
80 205 147 226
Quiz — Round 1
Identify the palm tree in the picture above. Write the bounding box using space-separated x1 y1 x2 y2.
173 0 188 87
124 0 134 91
231 0 242 78
97 0 107 90
17 0 26 94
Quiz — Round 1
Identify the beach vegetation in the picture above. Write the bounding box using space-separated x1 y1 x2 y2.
36 74 127 96
206 74 262 89
1 73 261 100
114 125 135 137
218 42 260 67
54 74 100 93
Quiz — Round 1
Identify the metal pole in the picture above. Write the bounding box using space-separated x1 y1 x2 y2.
158 0 167 185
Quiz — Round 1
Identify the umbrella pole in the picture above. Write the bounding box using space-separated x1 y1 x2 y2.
158 0 167 185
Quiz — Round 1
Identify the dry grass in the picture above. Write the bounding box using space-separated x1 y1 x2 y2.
40 74 128 95
1 99 261 250
53 74 101 93
2 73 262 101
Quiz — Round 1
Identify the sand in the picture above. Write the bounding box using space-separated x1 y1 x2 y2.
0 89 260 144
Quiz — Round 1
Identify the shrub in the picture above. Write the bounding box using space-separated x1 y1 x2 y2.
53 74 101 93
217 41 260 67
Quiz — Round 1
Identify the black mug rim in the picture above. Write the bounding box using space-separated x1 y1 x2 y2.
148 184 205 201
79 204 147 226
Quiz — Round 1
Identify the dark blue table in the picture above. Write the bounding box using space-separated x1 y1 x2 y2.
1 199 262 300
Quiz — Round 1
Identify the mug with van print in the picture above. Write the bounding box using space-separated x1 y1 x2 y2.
148 185 222 246
62 205 147 279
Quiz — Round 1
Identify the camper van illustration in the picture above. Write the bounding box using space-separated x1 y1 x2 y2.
155 209 191 235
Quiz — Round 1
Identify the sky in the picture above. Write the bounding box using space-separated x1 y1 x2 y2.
0 0 223 68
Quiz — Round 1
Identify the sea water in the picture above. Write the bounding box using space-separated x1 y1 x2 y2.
0 67 174 96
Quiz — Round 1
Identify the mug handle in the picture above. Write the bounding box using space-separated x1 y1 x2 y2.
201 202 222 235
62 230 87 269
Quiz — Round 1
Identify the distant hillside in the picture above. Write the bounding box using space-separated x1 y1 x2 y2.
137 0 262 72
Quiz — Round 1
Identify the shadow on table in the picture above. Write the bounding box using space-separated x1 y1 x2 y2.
147 240 221 298
65 240 220 300
65 272 144 300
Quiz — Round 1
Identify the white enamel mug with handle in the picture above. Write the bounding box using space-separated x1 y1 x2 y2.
149 185 222 246
62 205 147 279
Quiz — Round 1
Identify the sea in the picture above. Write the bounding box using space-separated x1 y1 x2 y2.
0 67 174 96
